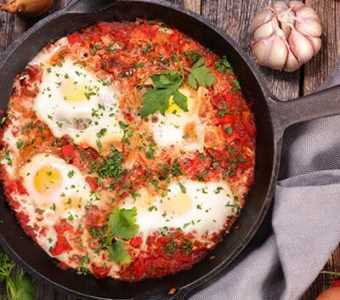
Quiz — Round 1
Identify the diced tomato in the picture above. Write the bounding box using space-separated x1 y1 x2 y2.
51 234 72 256
97 22 113 34
54 220 73 234
213 114 235 125
130 259 144 281
244 123 256 136
16 211 29 225
223 93 235 102
91 265 111 278
17 181 28 195
149 25 159 39
67 33 84 45
115 183 129 198
86 176 100 192
221 114 235 124
130 236 143 248
169 33 179 46
16 210 36 238
62 144 75 162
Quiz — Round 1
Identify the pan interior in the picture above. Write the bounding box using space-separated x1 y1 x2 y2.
0 1 275 298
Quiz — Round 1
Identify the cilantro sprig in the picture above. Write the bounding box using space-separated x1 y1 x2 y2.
101 207 140 265
141 53 216 118
0 247 35 300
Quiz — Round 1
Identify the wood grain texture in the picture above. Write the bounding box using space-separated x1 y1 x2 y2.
0 7 25 53
184 0 201 14
303 0 340 95
0 0 338 299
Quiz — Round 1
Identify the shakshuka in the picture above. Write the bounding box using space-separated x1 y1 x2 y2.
0 20 255 281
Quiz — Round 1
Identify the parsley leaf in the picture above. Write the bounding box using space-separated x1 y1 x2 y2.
173 90 188 112
141 70 187 118
101 207 139 265
108 207 139 239
0 247 35 300
15 273 35 300
141 54 216 117
141 88 173 117
187 57 216 90
106 240 131 265
215 56 234 74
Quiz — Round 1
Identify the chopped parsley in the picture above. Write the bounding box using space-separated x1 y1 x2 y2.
232 79 241 94
90 146 125 179
215 56 234 74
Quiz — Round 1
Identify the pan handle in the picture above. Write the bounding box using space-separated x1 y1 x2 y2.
268 84 340 138
64 0 115 14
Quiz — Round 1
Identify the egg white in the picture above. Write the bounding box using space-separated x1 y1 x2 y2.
32 53 124 155
20 153 95 222
146 87 206 153
121 179 238 237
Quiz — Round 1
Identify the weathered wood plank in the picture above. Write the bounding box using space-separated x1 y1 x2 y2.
304 0 340 94
201 0 300 101
184 0 201 14
0 9 25 52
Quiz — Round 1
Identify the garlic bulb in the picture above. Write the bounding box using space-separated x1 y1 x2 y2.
250 1 322 72
0 0 54 17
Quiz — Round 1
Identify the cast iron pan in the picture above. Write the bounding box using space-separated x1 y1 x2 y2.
0 0 340 299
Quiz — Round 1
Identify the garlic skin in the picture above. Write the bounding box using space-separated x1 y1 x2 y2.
250 1 322 72
0 0 54 17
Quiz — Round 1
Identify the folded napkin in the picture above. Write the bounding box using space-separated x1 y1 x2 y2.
190 66 340 300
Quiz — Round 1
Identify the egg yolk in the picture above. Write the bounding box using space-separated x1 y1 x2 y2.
34 167 61 194
167 97 182 114
162 192 192 215
61 79 86 103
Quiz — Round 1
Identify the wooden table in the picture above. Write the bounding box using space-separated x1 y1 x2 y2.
0 0 339 299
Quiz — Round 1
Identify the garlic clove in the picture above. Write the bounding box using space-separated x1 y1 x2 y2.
308 36 322 54
284 51 300 72
249 9 274 34
273 1 289 14
267 37 288 70
296 7 320 22
289 28 314 64
277 10 294 39
288 1 305 11
251 39 273 66
253 20 276 40
296 19 322 37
